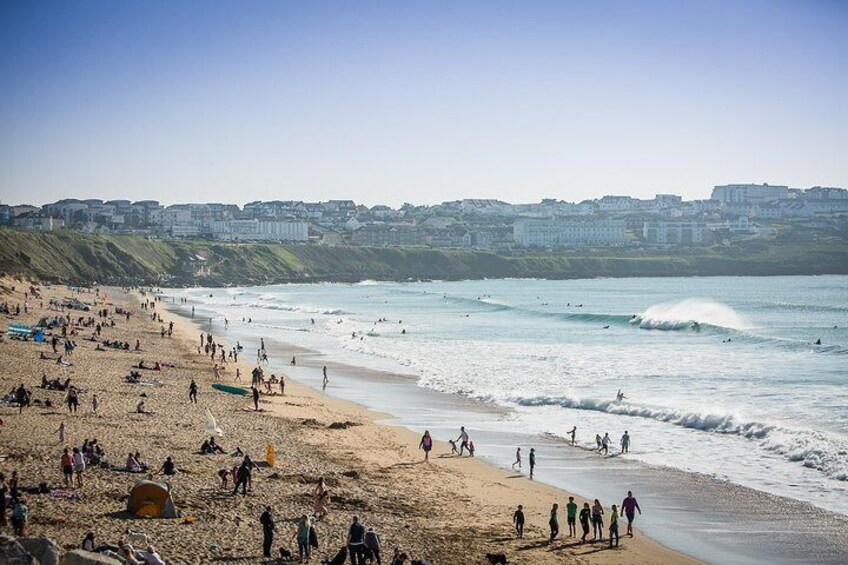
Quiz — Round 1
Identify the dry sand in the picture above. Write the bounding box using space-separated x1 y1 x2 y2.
0 279 698 564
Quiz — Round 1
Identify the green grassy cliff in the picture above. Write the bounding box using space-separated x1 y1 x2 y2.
0 228 845 286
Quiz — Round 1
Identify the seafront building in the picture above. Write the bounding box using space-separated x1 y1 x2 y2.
642 221 714 246
711 183 789 203
513 219 627 247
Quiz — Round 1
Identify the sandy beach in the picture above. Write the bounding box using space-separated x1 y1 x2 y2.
0 278 703 564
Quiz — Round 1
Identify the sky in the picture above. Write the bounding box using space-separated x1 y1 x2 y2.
1 1 846 207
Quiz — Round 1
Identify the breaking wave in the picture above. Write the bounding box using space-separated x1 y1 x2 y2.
514 395 848 481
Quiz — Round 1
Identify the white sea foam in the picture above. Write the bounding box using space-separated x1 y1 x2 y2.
635 298 752 330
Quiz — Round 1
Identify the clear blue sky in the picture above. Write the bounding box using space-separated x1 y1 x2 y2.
1 0 846 206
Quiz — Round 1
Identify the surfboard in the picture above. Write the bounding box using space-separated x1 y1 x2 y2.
211 383 249 396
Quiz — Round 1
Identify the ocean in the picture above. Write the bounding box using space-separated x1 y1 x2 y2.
169 275 848 563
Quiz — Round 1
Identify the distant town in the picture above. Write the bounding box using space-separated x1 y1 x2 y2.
2 183 846 252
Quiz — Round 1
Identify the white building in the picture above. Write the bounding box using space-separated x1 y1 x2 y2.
514 220 627 247
643 221 713 246
711 184 788 203
207 219 308 242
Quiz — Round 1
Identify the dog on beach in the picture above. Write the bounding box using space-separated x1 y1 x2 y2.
448 439 459 454
485 553 508 565
124 528 149 546
279 547 292 559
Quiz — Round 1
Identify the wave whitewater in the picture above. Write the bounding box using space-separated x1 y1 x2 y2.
514 395 848 481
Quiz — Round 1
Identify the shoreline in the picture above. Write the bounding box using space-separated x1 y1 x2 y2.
168 286 848 565
163 294 701 564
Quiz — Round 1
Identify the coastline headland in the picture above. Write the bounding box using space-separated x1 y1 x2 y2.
2 228 847 287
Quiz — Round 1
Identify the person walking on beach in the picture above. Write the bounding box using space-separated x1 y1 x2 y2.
213 364 221 382
595 434 602 450
512 447 522 471
529 448 536 480
418 430 433 462
279 375 285 396
365 527 382 565
609 504 620 548
580 503 592 543
456 426 470 456
348 515 367 565
233 461 251 497
322 366 328 391
549 503 559 542
57 422 66 444
513 505 525 539
252 386 260 411
566 496 578 537
294 514 312 562
72 447 85 488
66 387 79 413
188 380 198 404
10 498 27 537
620 431 630 454
91 394 99 416
568 426 577 446
591 499 604 541
260 506 275 558
622 491 642 537
61 448 74 488
601 433 611 455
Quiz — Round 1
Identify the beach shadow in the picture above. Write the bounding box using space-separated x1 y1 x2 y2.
505 474 524 479
102 510 147 520
516 540 551 551
390 461 423 468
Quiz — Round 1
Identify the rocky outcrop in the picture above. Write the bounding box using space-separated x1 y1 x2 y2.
59 550 124 565
17 537 60 565
0 535 37 565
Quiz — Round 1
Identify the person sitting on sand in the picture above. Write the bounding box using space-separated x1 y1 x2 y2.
158 456 176 476
119 544 144 565
209 437 225 454
82 532 96 552
136 400 149 414
126 453 144 472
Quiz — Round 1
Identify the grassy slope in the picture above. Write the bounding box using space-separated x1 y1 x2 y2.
0 228 846 285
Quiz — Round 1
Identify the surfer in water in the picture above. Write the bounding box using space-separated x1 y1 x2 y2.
568 426 577 446
615 389 626 402
322 366 328 391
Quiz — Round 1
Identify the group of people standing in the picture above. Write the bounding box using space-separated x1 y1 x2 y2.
524 490 641 549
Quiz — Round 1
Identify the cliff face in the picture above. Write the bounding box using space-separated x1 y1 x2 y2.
1 228 846 286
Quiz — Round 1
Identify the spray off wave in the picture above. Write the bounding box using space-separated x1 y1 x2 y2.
633 298 752 331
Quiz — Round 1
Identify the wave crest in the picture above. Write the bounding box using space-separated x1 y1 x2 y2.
514 395 847 481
